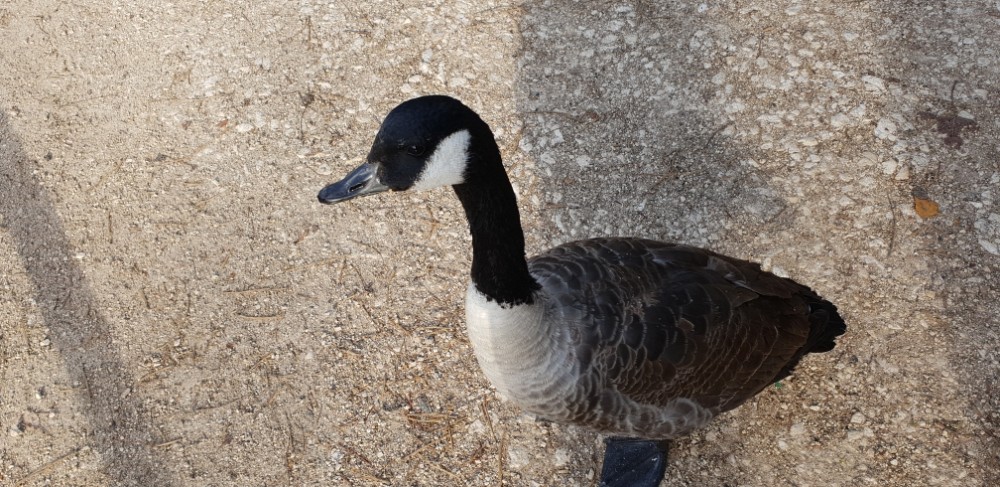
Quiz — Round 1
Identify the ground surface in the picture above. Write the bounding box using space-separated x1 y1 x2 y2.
1 1 998 486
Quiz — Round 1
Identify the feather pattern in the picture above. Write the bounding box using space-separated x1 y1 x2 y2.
467 237 844 439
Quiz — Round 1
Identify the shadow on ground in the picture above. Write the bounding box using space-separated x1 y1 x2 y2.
0 112 173 486
513 3 807 485
874 4 1000 481
514 1 999 485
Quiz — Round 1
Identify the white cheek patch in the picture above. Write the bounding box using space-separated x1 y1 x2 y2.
411 129 470 191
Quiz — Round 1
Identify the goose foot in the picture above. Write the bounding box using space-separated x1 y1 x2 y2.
598 437 669 487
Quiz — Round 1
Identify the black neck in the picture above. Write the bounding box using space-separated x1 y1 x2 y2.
452 138 540 306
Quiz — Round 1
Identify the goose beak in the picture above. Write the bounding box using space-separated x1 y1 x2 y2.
318 162 390 204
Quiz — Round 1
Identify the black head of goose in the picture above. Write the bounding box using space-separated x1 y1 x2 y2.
318 95 846 486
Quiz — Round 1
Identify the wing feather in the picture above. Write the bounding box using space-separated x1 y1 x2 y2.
529 237 834 415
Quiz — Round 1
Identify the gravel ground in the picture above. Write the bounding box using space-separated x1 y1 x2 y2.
1 1 997 486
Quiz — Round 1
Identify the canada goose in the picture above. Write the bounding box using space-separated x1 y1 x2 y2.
318 95 846 486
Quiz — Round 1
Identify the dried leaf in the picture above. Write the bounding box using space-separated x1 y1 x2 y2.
913 196 940 219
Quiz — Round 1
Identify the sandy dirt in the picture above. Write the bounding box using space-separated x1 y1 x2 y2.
1 1 998 486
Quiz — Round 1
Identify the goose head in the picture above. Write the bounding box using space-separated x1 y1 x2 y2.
318 95 498 204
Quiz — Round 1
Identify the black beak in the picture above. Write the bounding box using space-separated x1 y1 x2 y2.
318 162 390 204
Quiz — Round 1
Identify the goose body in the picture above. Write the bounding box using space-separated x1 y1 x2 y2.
466 238 839 439
318 95 845 481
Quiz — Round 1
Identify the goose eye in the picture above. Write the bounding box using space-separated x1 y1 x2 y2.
406 144 426 157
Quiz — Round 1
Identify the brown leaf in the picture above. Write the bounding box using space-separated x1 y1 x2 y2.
913 196 940 219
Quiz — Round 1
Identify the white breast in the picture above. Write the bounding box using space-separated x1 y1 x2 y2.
464 283 577 411
464 282 716 437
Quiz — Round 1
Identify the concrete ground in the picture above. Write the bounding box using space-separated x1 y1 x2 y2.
1 1 998 486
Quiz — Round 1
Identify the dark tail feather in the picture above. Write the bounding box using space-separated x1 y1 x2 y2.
773 294 846 383
803 297 846 353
